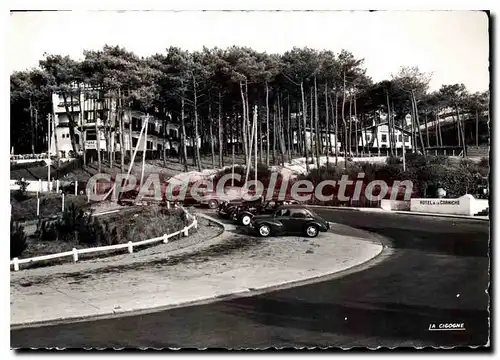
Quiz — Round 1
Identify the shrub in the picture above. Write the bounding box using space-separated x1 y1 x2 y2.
35 219 59 242
386 156 402 165
13 178 29 201
11 222 27 259
479 157 489 168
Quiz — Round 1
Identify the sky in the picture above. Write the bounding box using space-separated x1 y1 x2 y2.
8 10 490 92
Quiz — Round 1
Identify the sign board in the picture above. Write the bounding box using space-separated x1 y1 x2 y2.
410 194 487 216
85 140 97 149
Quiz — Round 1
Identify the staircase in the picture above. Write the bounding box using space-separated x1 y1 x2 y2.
467 146 489 158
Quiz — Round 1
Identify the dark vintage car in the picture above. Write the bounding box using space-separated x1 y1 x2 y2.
249 205 330 238
234 200 299 226
217 196 263 221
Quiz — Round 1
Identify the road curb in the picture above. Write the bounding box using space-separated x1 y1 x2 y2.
309 205 489 221
11 215 385 330
11 237 386 331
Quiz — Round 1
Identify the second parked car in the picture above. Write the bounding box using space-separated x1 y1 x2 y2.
249 205 330 238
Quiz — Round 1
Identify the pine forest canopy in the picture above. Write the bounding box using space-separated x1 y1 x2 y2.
11 45 490 168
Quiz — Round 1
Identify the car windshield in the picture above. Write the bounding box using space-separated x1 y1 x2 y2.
307 209 324 220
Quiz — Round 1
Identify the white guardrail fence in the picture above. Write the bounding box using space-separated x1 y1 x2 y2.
10 208 198 271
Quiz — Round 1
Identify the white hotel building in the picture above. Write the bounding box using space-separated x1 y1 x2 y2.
50 86 200 158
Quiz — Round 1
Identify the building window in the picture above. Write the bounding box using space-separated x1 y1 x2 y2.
404 135 409 142
147 141 153 150
132 118 142 132
381 134 387 143
86 111 94 121
86 131 97 141
132 138 138 147
398 135 402 142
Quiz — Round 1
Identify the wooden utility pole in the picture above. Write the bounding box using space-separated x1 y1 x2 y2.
254 105 258 183
140 115 149 188
47 113 51 188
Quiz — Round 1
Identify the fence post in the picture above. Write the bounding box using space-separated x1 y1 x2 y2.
62 193 65 212
166 201 170 210
37 197 40 217
128 241 133 254
183 227 189 237
75 181 77 196
13 258 19 271
72 248 78 262
163 234 169 244
56 180 60 193
193 218 198 229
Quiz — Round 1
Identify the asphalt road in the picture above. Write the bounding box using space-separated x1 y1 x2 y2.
11 209 490 349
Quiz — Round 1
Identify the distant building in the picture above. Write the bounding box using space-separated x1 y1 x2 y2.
292 127 341 153
357 121 413 150
50 85 200 158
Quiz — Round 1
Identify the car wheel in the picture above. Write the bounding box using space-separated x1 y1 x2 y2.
207 199 218 209
240 214 252 226
258 224 271 237
305 224 319 238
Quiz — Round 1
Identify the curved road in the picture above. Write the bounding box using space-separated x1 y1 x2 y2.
11 209 490 348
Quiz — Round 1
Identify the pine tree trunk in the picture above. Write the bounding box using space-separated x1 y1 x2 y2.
244 104 257 185
245 80 250 156
300 82 309 173
333 91 339 166
218 91 224 168
314 76 320 169
310 87 314 165
79 86 86 166
277 93 286 165
456 104 467 157
476 108 479 147
209 100 215 169
412 91 427 159
94 97 101 172
324 84 329 166
119 89 125 172
181 93 188 172
265 82 270 168
61 92 78 155
34 107 39 153
193 77 202 171
424 111 430 148
287 96 292 162
29 98 35 154
342 71 347 158
386 92 394 156
354 94 359 157
348 94 353 157
52 110 60 169
128 108 133 163
240 81 248 167
435 108 440 147
259 101 263 165
272 106 277 165
297 101 303 156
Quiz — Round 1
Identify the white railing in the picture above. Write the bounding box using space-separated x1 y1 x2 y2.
10 208 198 271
